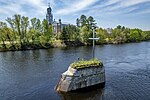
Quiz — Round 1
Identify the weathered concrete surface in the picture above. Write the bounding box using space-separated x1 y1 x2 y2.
55 65 105 92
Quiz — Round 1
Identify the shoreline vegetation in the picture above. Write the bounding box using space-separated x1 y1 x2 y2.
0 14 150 52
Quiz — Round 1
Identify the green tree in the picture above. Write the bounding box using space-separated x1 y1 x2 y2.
60 26 69 41
87 16 95 29
142 31 150 40
55 32 62 40
21 16 29 44
129 29 142 42
10 14 29 48
60 25 80 41
69 25 80 41
4 27 16 49
111 25 128 43
96 28 109 44
0 21 7 49
29 18 42 44
80 15 87 27
41 19 53 43
117 25 122 29
80 26 92 44
76 15 97 44
6 17 17 40
13 14 22 46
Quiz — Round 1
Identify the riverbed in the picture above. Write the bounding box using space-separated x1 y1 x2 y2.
0 42 150 100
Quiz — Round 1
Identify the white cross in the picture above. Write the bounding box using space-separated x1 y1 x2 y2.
89 27 99 58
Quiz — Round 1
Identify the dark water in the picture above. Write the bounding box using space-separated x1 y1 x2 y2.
0 42 150 100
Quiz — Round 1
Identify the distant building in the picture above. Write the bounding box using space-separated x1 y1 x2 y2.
46 3 68 34
46 4 53 25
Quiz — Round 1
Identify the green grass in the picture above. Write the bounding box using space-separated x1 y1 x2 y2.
70 58 103 69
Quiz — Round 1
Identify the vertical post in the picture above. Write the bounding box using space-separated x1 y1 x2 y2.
92 26 95 58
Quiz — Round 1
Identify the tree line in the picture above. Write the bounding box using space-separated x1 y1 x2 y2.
0 14 53 50
0 14 150 51
59 15 150 44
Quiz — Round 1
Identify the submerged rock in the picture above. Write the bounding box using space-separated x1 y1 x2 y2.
55 59 105 92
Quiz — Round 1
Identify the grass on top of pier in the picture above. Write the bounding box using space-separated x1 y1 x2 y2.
70 58 103 69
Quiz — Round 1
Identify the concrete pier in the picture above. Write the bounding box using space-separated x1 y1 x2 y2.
55 63 105 92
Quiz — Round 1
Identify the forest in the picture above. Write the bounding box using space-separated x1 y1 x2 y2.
0 14 150 51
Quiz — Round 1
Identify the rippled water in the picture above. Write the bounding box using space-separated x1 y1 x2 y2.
0 42 150 100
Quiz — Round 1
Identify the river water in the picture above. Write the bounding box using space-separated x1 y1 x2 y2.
0 42 150 100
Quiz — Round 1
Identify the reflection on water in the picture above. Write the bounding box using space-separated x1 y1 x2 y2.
59 89 104 100
0 42 150 100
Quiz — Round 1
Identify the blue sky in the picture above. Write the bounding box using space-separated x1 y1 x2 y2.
0 0 150 30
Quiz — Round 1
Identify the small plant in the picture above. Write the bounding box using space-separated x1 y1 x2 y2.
70 58 103 69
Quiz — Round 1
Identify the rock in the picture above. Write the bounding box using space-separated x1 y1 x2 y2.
55 64 105 92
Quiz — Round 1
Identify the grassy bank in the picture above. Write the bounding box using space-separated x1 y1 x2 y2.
0 39 150 52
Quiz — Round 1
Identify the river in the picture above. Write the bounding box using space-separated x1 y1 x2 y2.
0 42 150 100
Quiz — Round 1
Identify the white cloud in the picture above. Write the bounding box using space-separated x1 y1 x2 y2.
121 0 150 7
56 0 98 15
0 2 23 15
0 0 149 22
106 0 150 11
0 0 48 20
135 8 150 14
24 0 46 12
84 0 150 15
0 0 149 30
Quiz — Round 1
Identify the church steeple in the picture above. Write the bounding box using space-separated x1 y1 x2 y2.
46 3 53 24
48 3 50 8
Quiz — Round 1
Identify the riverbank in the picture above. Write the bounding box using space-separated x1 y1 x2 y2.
0 40 84 52
0 40 150 52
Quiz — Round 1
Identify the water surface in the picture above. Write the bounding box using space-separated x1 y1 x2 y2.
0 42 150 100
